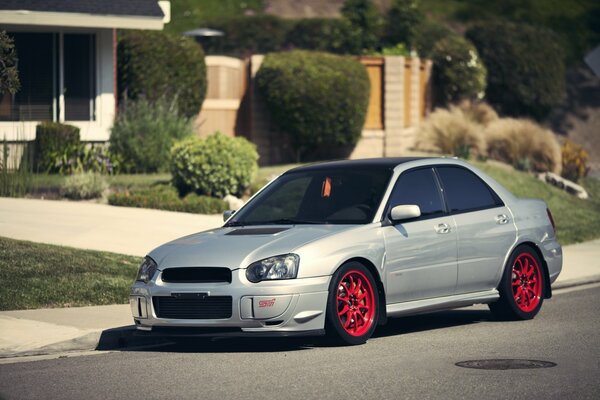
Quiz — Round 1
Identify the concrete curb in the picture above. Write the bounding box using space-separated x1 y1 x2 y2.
0 326 169 359
552 275 600 290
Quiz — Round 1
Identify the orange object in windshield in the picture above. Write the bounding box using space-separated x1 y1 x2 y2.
322 177 332 198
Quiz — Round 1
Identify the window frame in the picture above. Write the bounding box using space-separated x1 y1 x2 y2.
433 165 505 215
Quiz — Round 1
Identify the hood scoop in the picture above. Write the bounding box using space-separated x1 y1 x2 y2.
226 227 290 236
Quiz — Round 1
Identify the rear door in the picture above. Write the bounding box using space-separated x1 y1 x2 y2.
382 167 458 304
435 166 517 294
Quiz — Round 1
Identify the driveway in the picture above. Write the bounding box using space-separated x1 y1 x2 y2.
0 197 222 256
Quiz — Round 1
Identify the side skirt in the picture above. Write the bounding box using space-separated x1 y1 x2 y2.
386 289 500 318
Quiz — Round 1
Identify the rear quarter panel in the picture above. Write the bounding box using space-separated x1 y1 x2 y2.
505 198 563 284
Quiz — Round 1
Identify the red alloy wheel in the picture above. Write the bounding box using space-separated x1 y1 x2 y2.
336 270 376 337
511 253 543 313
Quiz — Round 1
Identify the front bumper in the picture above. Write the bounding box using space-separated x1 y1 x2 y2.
130 269 330 334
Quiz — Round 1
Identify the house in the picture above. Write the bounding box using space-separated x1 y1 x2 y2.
0 0 170 143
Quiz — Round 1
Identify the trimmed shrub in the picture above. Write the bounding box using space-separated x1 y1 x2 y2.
110 97 193 173
117 30 206 118
60 172 108 200
204 15 292 55
383 0 422 48
431 36 487 106
285 18 360 54
415 106 486 159
561 139 589 182
171 132 259 197
485 118 561 173
34 122 80 173
108 185 228 214
466 22 566 120
341 0 383 52
256 50 370 160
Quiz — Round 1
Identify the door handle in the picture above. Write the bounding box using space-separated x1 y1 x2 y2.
495 214 509 225
435 223 450 234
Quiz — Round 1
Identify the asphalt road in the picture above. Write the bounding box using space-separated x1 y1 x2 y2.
1 285 599 400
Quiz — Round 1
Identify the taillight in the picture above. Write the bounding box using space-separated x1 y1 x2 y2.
547 208 556 233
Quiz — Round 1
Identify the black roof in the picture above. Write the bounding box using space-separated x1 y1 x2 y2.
0 0 164 17
286 157 434 173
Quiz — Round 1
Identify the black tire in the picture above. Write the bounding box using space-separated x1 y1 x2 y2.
325 262 379 345
489 244 545 320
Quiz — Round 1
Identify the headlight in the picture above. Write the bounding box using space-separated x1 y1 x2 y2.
136 257 158 283
246 254 300 283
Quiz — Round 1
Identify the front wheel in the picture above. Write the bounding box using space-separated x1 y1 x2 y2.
325 262 379 345
489 245 545 320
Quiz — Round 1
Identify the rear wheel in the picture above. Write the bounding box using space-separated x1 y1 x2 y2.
325 262 379 345
489 245 545 320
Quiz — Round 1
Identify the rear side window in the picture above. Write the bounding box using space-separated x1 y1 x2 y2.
436 166 501 213
387 168 445 219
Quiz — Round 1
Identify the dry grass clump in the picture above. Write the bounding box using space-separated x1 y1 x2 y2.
416 106 486 158
485 118 561 174
456 100 498 126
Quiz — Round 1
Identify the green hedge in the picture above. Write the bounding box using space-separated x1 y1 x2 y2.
203 15 292 55
256 50 370 160
34 122 80 173
110 97 193 173
108 185 228 214
466 21 565 120
171 132 259 197
285 18 360 54
117 30 207 118
431 36 487 106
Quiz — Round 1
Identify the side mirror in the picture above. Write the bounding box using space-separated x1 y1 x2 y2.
389 204 421 222
223 210 235 222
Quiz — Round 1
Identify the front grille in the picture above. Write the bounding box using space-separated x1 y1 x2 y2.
153 296 232 319
161 267 232 283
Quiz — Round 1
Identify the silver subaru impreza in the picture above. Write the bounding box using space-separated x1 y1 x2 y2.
130 157 562 345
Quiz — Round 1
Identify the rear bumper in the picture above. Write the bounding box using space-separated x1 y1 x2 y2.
130 273 331 334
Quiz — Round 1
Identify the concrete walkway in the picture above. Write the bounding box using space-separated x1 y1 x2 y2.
0 197 223 256
0 197 599 359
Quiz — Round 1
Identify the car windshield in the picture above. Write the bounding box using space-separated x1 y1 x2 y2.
226 168 392 226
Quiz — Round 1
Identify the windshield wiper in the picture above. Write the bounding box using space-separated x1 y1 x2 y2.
223 221 245 227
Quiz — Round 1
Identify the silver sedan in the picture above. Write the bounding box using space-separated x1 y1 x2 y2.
130 157 562 345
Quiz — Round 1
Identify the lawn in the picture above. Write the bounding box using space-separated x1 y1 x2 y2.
0 237 139 311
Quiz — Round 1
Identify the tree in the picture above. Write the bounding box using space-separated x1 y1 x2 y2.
341 0 383 52
384 0 423 48
467 21 566 120
431 36 487 106
0 31 20 95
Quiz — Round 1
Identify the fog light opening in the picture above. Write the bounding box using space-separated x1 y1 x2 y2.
264 320 284 326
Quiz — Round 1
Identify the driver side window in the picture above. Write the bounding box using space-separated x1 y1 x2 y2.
387 168 445 219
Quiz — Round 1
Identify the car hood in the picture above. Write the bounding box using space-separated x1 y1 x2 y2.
148 225 355 270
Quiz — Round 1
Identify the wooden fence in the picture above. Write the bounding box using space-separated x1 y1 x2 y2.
196 55 432 164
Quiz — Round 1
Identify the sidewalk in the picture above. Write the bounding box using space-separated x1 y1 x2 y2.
0 198 599 359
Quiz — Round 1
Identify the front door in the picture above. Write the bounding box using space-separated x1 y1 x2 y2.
382 168 458 304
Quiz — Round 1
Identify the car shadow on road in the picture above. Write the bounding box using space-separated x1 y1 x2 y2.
98 308 495 354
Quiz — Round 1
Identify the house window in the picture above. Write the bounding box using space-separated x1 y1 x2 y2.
64 34 96 121
0 32 96 122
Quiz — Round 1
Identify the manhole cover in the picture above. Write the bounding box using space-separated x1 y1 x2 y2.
456 359 557 370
